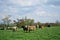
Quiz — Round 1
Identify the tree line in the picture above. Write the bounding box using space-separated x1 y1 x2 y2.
0 15 41 30
0 15 60 30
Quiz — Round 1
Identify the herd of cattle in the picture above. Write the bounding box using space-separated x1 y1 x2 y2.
7 24 50 32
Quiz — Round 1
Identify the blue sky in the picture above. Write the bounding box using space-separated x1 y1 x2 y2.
0 0 60 23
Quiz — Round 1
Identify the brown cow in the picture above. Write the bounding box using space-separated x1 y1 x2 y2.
27 26 36 32
22 25 36 32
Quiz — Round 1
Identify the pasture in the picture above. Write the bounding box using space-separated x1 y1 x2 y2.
0 26 60 40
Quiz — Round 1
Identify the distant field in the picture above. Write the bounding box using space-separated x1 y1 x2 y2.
0 26 60 40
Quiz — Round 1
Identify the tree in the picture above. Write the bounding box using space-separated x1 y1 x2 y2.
2 15 11 30
15 16 35 28
56 20 60 24
37 22 41 25
55 20 60 26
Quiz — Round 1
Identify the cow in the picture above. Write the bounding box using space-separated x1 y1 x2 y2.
7 26 17 32
27 26 36 32
47 24 51 27
39 25 45 29
22 25 36 32
21 25 28 32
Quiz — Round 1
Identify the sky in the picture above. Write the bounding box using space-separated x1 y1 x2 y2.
0 0 60 23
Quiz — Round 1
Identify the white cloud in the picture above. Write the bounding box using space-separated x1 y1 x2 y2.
3 6 18 14
0 6 18 19
40 0 48 3
8 7 18 13
49 4 60 9
31 6 60 17
8 0 48 6
35 11 46 16
44 0 48 3
9 0 40 6
35 10 59 17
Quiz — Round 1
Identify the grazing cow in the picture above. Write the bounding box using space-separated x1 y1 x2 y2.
39 25 41 28
27 26 36 32
36 25 39 28
22 25 28 32
47 24 50 27
39 25 45 29
22 25 36 32
7 26 17 32
41 26 44 29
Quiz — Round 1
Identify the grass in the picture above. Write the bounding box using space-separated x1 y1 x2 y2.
0 26 60 40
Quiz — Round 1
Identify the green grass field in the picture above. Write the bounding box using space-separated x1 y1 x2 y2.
0 26 60 40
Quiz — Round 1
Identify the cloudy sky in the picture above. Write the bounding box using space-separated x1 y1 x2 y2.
0 0 60 23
